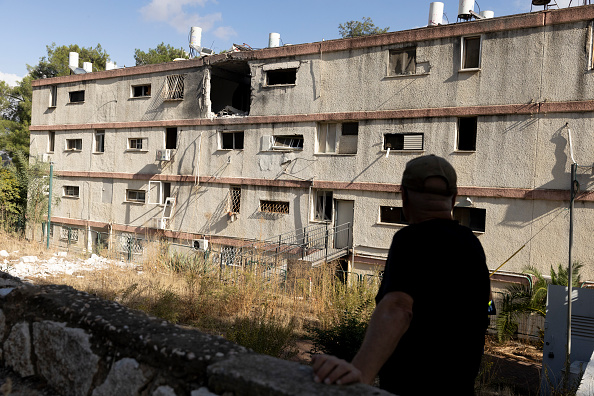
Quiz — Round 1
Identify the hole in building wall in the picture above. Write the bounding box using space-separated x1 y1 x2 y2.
210 61 251 116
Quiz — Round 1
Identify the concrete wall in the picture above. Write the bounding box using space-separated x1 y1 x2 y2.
0 272 388 396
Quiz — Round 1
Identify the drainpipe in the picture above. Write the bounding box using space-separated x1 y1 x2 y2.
566 162 577 372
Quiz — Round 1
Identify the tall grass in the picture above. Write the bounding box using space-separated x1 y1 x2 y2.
10 236 380 361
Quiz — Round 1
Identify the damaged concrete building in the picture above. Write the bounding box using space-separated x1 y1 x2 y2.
30 5 594 284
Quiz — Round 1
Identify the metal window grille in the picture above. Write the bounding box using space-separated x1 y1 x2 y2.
229 187 241 213
64 186 79 197
259 200 289 214
60 227 79 242
163 75 184 100
221 246 242 266
117 234 144 255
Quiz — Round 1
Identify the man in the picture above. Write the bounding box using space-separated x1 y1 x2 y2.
313 155 490 395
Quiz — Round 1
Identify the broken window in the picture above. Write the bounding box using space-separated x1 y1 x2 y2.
272 135 303 150
128 138 146 150
389 48 416 76
132 84 151 98
461 36 481 70
95 130 105 153
384 133 424 151
66 138 82 151
453 207 486 232
314 191 333 221
229 186 241 214
48 131 55 152
220 131 244 150
69 90 85 103
317 122 358 154
457 117 477 151
126 189 146 203
259 200 289 214
63 185 80 198
210 61 251 116
49 85 57 107
163 74 184 100
379 206 408 225
266 69 297 86
166 127 177 149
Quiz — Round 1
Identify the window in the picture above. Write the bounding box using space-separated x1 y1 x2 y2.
148 181 171 204
49 86 57 107
66 139 82 151
163 74 184 100
60 227 79 242
314 191 333 221
95 130 105 153
132 84 151 98
229 186 241 214
48 131 55 152
457 117 477 151
165 128 177 150
317 122 358 154
272 135 303 150
220 131 244 150
266 69 297 86
379 206 408 225
453 207 486 232
384 133 424 151
259 200 289 214
63 185 80 198
389 48 416 76
461 36 481 70
128 138 146 150
69 90 85 103
126 189 146 203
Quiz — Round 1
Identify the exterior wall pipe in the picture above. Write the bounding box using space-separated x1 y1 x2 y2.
46 162 53 249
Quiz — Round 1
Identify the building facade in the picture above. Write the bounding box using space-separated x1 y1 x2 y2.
30 6 594 283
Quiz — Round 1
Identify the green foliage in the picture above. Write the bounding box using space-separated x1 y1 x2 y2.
338 17 389 38
0 76 32 156
134 43 188 66
0 167 20 230
496 262 583 342
28 43 110 79
225 305 298 360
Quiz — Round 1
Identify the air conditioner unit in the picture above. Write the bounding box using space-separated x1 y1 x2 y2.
156 149 171 161
193 239 209 251
156 218 168 230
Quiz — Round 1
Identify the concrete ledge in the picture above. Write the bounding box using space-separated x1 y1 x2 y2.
0 272 386 395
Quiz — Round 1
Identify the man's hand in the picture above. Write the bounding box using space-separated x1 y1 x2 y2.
312 354 362 385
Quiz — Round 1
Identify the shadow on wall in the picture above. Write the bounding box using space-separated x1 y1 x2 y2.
199 193 229 235
141 81 165 122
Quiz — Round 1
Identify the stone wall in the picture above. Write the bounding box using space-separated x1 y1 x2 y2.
0 272 388 396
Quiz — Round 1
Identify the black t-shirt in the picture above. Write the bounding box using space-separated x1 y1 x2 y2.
376 219 490 395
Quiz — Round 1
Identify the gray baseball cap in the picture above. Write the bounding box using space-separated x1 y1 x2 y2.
401 155 457 196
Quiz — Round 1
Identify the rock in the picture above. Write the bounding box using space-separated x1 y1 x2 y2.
153 385 177 396
92 358 150 396
33 321 99 396
4 322 35 377
0 251 8 257
21 256 38 263
191 387 218 396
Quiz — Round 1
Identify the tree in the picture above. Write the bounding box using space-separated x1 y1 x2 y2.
134 43 188 66
496 263 583 342
0 76 32 156
28 43 110 79
338 17 389 38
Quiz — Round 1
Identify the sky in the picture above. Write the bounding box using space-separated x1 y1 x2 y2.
0 0 576 86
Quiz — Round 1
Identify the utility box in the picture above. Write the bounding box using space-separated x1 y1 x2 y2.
542 285 594 394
